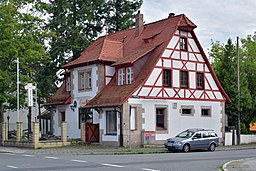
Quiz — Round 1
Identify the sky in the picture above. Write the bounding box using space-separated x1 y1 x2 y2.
140 0 256 54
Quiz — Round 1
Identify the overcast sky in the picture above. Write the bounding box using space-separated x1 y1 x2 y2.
140 0 256 54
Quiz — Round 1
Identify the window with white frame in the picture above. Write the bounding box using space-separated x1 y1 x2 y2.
66 76 71 91
106 110 117 135
118 68 125 85
78 69 92 91
126 67 133 84
130 107 136 130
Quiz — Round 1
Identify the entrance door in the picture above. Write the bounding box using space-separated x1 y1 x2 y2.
85 123 99 143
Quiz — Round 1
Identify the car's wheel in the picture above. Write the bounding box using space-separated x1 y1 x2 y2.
183 144 190 152
208 143 216 152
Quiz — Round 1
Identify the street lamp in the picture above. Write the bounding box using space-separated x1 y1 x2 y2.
7 115 10 134
17 57 20 122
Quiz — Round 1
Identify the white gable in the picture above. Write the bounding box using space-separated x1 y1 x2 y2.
132 30 226 102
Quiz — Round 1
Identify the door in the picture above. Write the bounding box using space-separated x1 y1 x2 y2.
85 123 99 143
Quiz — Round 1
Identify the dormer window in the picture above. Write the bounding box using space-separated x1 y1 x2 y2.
126 67 133 84
118 67 133 85
118 68 125 85
66 76 71 92
180 37 187 51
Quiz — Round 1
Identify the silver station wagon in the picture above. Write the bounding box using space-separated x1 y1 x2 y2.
164 128 219 152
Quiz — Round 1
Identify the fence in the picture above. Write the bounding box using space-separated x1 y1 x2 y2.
1 122 70 149
225 130 256 145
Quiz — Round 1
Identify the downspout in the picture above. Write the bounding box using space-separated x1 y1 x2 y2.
115 107 123 147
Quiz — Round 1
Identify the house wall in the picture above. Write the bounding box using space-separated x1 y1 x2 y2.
128 98 224 144
99 107 120 146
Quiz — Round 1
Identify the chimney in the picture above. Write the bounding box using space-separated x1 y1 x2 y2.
169 13 175 18
135 10 143 36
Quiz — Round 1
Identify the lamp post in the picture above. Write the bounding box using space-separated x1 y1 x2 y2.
17 57 20 122
7 115 10 135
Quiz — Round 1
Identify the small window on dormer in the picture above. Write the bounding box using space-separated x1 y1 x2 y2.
180 37 187 51
66 76 71 92
126 67 133 84
118 68 125 85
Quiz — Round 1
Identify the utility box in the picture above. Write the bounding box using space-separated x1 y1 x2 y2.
141 131 155 145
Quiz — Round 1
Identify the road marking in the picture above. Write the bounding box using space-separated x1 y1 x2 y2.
4 153 16 155
23 154 35 157
6 165 18 169
101 163 124 168
44 156 60 160
142 168 161 171
71 159 87 163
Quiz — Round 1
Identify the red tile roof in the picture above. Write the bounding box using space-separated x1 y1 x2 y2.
56 14 229 108
45 83 71 106
85 14 195 108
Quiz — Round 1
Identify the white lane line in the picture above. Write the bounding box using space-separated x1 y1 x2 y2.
23 154 35 157
4 153 16 155
71 159 87 163
142 168 161 171
44 156 60 160
6 165 18 169
101 163 124 168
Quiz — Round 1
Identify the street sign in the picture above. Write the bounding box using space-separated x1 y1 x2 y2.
24 83 36 107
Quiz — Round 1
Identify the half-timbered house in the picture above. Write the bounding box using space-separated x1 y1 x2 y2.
47 12 230 146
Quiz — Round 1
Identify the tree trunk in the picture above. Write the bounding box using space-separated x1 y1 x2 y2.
0 102 3 134
0 102 3 123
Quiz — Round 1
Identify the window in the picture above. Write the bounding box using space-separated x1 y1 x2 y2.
66 76 71 91
156 107 167 130
196 73 204 89
106 110 117 135
126 67 133 84
180 71 188 88
180 37 187 50
118 67 133 85
163 69 171 87
201 106 211 117
78 69 92 91
181 105 194 115
130 107 136 130
118 68 125 85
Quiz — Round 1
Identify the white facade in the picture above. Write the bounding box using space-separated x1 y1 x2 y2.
128 98 223 140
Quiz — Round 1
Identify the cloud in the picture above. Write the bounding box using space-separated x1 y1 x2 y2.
141 0 256 53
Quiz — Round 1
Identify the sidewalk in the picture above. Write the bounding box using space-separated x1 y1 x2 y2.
223 158 256 171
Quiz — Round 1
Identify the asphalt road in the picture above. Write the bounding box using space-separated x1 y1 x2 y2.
1 149 256 171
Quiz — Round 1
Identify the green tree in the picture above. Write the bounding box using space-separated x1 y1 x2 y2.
105 0 143 33
210 39 253 133
47 0 143 69
47 0 106 66
240 33 256 131
0 0 48 123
